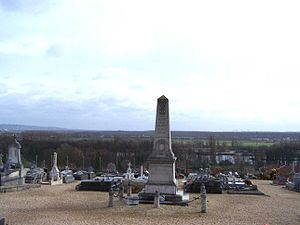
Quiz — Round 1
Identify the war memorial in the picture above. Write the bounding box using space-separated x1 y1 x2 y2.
139 95 186 203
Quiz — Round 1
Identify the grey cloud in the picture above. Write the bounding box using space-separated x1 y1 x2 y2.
0 0 22 11
92 72 105 80
0 0 55 14
0 83 7 94
46 44 63 57
0 93 153 130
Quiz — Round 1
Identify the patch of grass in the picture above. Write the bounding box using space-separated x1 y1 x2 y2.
239 140 274 147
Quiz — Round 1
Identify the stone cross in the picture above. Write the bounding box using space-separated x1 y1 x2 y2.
127 162 132 173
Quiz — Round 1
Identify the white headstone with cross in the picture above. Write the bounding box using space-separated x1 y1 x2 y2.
49 152 62 184
125 162 134 180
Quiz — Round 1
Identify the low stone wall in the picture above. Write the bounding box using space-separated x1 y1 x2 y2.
0 184 41 193
0 169 24 186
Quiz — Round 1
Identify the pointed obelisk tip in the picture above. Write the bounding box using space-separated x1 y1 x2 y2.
158 95 168 100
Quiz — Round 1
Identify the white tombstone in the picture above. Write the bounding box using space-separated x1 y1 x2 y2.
1 137 25 185
125 162 134 180
7 137 22 167
49 152 62 185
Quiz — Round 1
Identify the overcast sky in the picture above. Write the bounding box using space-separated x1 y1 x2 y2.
1 0 300 131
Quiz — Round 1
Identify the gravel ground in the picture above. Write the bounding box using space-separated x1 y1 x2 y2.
0 180 299 225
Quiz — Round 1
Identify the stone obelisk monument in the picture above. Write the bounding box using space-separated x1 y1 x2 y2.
144 95 178 196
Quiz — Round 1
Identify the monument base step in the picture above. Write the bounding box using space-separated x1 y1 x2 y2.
138 192 189 206
145 184 177 195
138 199 190 206
49 179 63 185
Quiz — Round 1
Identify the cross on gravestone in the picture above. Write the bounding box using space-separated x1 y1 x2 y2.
127 162 132 173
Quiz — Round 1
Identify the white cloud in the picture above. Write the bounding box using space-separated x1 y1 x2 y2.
0 37 51 56
1 0 300 130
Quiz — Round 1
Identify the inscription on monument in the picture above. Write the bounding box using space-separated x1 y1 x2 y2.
155 139 167 156
159 98 167 115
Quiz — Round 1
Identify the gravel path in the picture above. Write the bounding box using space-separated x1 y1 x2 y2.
0 180 299 225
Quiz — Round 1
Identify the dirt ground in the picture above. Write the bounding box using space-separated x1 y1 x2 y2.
0 180 299 225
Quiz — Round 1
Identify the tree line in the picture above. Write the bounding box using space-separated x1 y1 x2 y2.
0 132 299 172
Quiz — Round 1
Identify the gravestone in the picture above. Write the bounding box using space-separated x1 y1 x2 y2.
7 136 23 169
49 152 62 185
0 136 25 186
139 95 183 203
125 162 134 180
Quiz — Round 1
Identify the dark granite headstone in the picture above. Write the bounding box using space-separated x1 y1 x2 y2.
0 217 5 225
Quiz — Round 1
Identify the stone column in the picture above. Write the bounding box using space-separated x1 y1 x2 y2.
154 190 160 208
108 188 113 207
127 180 132 197
53 152 58 168
200 183 207 213
119 184 124 201
15 138 22 166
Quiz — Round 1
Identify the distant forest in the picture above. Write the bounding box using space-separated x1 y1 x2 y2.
0 130 300 172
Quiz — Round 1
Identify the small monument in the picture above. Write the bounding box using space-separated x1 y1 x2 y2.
49 152 62 185
139 95 184 203
7 136 23 170
0 136 25 186
200 183 207 213
125 162 134 180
